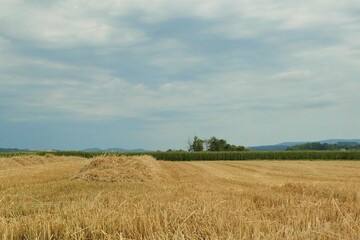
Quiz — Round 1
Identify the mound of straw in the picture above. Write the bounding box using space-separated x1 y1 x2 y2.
72 155 160 183
0 154 77 170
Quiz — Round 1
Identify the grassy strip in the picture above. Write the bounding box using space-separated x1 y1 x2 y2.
1 151 360 160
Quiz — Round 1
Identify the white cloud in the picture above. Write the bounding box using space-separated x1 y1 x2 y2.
1 0 359 49
150 54 203 73
272 70 313 82
0 0 148 48
1 62 351 122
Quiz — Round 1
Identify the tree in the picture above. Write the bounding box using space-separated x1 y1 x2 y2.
206 136 248 151
207 137 228 151
188 136 204 152
188 136 248 152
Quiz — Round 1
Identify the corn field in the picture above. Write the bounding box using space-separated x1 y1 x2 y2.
1 150 360 160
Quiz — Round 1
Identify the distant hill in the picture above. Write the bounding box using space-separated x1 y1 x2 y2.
0 148 30 152
318 139 360 145
249 139 360 151
287 141 360 151
248 142 308 151
277 142 308 147
82 148 103 152
248 145 289 151
82 148 150 152
1 147 151 153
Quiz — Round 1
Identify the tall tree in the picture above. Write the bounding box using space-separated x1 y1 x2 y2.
188 136 204 152
206 136 248 151
207 137 228 151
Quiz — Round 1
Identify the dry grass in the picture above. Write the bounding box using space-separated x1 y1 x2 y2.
0 156 359 239
0 154 77 170
72 155 160 182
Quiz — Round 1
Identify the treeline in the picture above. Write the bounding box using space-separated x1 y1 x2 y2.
188 136 249 152
0 148 30 152
286 142 360 151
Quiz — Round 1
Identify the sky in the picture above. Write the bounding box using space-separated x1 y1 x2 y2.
1 0 360 150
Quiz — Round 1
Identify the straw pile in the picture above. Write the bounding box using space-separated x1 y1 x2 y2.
72 155 160 182
0 154 77 170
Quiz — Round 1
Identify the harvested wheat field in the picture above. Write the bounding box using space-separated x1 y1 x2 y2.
0 155 359 239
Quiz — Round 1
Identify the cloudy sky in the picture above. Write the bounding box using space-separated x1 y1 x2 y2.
1 0 359 150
